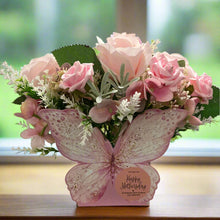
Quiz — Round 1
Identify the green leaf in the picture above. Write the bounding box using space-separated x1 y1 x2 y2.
52 44 104 74
86 80 100 97
197 85 220 119
185 85 194 95
13 95 26 105
120 64 125 84
178 60 185 67
100 72 110 94
17 83 40 100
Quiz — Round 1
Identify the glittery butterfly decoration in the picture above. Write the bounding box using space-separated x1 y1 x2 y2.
39 108 187 205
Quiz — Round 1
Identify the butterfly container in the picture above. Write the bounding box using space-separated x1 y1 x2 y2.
39 108 187 207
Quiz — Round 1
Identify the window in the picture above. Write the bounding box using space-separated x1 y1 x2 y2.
0 0 219 162
0 0 116 138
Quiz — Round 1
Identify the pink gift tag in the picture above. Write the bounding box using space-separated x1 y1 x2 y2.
115 167 151 201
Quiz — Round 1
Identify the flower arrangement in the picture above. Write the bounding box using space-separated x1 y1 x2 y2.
0 32 219 155
1 32 219 206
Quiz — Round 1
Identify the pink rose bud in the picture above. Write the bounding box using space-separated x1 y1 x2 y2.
96 32 152 81
21 53 59 86
59 61 94 93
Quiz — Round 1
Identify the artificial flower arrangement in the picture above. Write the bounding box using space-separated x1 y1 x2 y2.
1 32 219 206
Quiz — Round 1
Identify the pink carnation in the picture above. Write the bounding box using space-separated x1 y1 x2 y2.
60 61 94 92
96 32 152 81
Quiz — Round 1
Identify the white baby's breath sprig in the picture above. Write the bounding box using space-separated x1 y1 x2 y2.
0 61 22 91
200 115 213 125
150 39 160 52
116 91 141 123
77 111 93 146
60 94 75 108
12 146 35 154
30 76 56 108
78 121 92 146
194 105 205 114
16 120 29 128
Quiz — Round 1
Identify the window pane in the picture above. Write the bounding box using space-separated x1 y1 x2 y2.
147 0 220 139
0 0 116 137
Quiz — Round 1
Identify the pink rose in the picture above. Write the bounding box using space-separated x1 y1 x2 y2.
149 52 185 90
96 32 152 81
59 61 94 93
89 99 117 123
190 73 213 104
143 52 186 102
21 53 59 86
171 53 197 79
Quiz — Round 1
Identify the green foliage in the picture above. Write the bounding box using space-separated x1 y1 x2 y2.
197 85 220 120
108 64 139 98
12 95 26 105
185 85 194 96
178 60 185 67
16 79 40 99
34 147 59 157
52 45 104 74
86 74 118 102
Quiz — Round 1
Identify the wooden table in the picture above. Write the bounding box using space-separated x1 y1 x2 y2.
0 194 220 219
0 164 220 219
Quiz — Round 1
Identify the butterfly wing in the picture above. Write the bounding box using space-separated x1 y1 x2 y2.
39 109 113 204
114 108 187 163
39 109 113 163
65 163 111 204
113 109 187 203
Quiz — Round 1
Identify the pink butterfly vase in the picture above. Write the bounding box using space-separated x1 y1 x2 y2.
39 108 187 207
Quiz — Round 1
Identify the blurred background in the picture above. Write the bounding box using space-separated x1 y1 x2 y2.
0 0 219 139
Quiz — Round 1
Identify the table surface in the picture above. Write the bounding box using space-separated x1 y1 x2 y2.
0 194 220 219
0 164 220 219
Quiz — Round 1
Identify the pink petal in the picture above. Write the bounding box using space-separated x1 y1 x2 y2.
184 99 196 116
20 128 38 139
151 87 173 102
31 136 45 149
188 116 203 126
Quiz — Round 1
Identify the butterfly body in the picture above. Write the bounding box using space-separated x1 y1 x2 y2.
39 108 187 206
